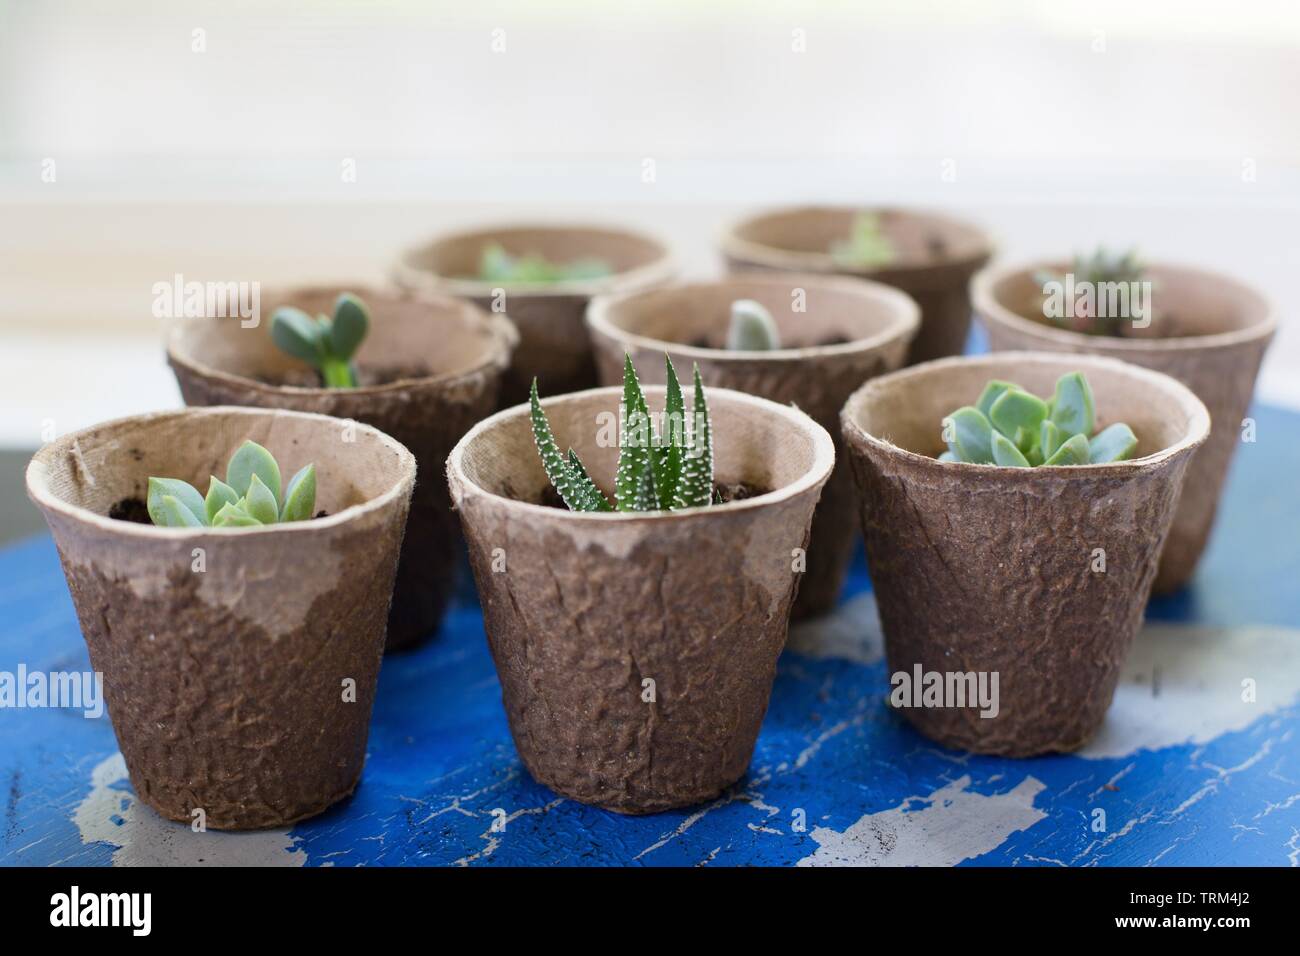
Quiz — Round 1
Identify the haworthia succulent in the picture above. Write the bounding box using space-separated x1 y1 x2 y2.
530 353 715 513
939 372 1137 468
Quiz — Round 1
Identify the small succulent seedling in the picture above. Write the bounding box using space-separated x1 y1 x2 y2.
147 440 317 528
270 293 371 388
726 299 781 351
939 372 1137 467
1036 248 1149 337
830 212 896 269
530 354 713 512
479 243 612 283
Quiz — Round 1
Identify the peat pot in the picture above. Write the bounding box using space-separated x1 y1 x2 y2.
167 285 514 651
447 385 835 812
587 273 919 618
973 260 1276 593
841 352 1209 755
720 205 992 365
26 406 416 828
393 223 674 404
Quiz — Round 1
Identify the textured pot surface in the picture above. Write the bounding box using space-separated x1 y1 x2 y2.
447 386 834 813
588 273 918 618
720 206 992 365
973 262 1276 593
842 352 1208 756
26 406 415 828
167 286 513 651
393 224 674 404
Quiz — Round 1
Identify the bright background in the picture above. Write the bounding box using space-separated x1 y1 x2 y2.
2 0 1298 537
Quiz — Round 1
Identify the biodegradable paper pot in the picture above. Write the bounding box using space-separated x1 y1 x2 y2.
392 224 674 404
26 407 416 829
447 386 834 813
973 262 1276 594
167 285 514 651
587 274 919 618
720 206 992 365
841 352 1209 756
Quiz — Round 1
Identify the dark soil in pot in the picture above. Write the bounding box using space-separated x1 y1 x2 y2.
587 273 919 619
447 385 835 813
973 261 1276 594
720 206 992 365
26 406 416 829
166 285 515 651
841 352 1209 756
392 223 675 405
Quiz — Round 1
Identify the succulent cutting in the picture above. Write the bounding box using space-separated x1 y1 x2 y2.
479 243 612 283
830 212 896 269
270 292 371 388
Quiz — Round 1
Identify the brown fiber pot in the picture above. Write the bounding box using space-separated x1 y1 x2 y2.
167 285 514 652
973 261 1277 594
26 406 415 829
447 386 834 813
720 206 992 365
392 223 674 405
587 274 919 619
841 352 1209 756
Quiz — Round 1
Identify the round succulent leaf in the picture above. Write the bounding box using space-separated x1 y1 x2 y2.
211 501 262 528
989 388 1048 441
1089 422 1139 463
726 299 781 351
991 431 1031 467
975 380 1021 419
1049 372 1095 437
330 293 370 359
147 477 207 526
204 475 240 523
1040 419 1065 461
243 474 280 524
945 406 994 464
270 307 326 364
280 463 318 521
226 440 282 502
153 493 204 528
1043 432 1091 466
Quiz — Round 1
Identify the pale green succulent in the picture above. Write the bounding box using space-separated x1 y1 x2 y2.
147 440 316 528
530 354 713 512
727 299 781 350
940 372 1137 467
830 212 896 269
270 293 370 388
479 243 612 283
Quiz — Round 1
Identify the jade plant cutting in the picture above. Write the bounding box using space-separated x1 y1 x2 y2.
530 354 713 511
940 372 1138 467
479 243 612 283
270 293 371 387
147 440 316 527
1035 248 1149 337
831 212 896 269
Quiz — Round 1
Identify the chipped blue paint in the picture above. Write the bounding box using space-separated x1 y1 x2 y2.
2 403 1298 866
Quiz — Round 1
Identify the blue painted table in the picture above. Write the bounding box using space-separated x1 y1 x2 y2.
3 404 1298 867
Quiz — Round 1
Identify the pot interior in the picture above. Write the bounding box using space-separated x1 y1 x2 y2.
988 263 1272 340
457 386 827 507
170 287 501 387
33 407 410 521
596 278 914 350
846 354 1205 462
730 206 989 269
402 226 668 283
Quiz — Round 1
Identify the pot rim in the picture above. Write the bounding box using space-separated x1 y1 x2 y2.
26 405 417 539
165 285 516 399
393 221 676 299
719 204 995 277
448 384 836 524
586 273 921 362
971 258 1279 353
841 350 1210 477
